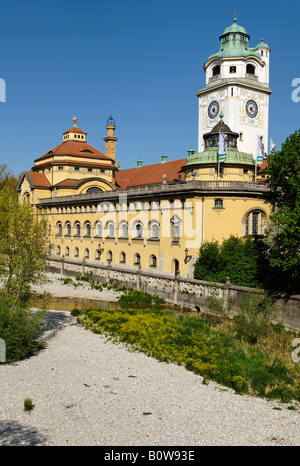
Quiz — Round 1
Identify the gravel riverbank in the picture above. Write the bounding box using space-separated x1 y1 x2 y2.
0 273 299 446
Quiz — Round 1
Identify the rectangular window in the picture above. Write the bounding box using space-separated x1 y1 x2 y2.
214 198 224 209
230 66 236 73
58 166 64 170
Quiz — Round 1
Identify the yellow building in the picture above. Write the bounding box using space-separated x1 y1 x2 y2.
17 18 271 279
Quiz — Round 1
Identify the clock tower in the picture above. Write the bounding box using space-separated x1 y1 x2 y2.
197 16 271 157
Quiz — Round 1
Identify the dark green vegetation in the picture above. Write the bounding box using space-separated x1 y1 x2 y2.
263 129 300 290
194 234 299 293
0 186 48 363
71 296 300 404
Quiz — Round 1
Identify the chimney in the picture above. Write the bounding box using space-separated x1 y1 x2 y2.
137 159 143 168
161 154 168 164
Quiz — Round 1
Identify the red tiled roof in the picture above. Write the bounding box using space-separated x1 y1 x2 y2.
115 158 186 188
63 126 87 135
54 178 78 187
26 172 51 187
258 158 268 170
34 140 110 162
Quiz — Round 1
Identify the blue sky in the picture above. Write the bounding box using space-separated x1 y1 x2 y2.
1 0 300 175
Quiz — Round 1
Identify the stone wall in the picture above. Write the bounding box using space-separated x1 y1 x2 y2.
47 257 300 330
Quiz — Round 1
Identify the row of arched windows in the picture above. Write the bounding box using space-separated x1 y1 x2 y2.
55 246 158 268
56 220 162 239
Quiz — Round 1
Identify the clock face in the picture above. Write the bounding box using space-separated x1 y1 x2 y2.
245 99 258 118
208 101 219 119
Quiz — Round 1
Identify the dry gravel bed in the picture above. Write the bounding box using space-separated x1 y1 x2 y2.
0 308 299 447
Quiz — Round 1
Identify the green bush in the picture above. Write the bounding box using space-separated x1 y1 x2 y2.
0 294 46 363
24 398 35 412
235 293 274 343
194 235 268 288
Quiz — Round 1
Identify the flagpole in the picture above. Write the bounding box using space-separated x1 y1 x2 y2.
218 131 220 182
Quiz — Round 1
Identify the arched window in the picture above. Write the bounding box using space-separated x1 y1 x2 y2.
120 252 126 264
244 210 266 236
65 246 70 256
85 222 91 237
246 64 255 75
134 253 141 266
135 222 143 238
150 221 160 239
95 249 101 260
172 259 180 276
23 193 30 204
212 65 220 76
107 250 113 263
86 187 102 194
74 222 81 236
96 222 103 237
74 247 79 257
56 245 61 256
65 222 71 236
107 222 115 238
119 222 128 238
56 222 62 236
150 255 157 268
170 215 181 244
84 248 89 259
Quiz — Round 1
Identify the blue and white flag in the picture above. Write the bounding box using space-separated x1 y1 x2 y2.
218 133 227 162
270 139 276 152
257 135 265 165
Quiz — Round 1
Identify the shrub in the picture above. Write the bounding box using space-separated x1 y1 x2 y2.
0 294 46 363
24 398 34 412
235 293 274 343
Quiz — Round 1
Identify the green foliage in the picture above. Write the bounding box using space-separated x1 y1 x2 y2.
0 293 46 363
194 235 266 288
0 187 49 305
235 293 274 344
118 289 165 305
24 398 35 412
71 306 299 402
262 130 300 290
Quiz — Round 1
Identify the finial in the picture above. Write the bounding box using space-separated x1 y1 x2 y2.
72 116 78 127
233 11 237 22
219 111 224 122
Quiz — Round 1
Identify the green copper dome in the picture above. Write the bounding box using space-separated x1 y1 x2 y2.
186 116 255 167
186 147 255 167
208 17 261 60
255 38 270 49
222 18 248 36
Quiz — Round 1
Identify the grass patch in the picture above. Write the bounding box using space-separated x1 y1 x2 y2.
71 305 300 403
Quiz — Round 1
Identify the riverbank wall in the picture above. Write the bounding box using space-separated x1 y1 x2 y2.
47 257 300 330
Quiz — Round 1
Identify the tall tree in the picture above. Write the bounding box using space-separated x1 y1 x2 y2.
263 129 300 287
0 187 48 308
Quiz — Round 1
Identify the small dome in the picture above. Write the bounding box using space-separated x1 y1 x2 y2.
255 38 269 49
107 115 116 126
222 17 248 36
211 121 232 133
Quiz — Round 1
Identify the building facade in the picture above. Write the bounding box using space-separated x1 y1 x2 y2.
18 18 271 279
